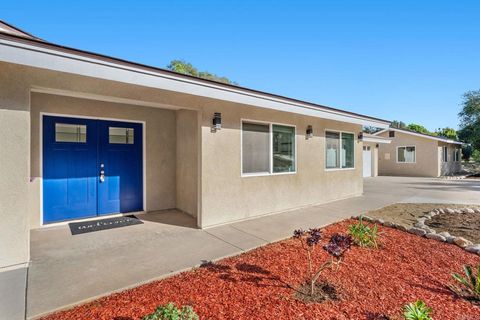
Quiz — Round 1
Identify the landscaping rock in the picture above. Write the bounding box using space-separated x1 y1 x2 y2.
423 228 436 234
374 218 385 225
438 231 451 238
465 208 475 214
454 209 463 214
453 237 473 248
361 215 374 222
383 221 394 228
408 227 427 237
396 225 408 232
414 221 426 228
425 233 446 242
438 208 445 214
474 208 480 214
446 208 455 214
446 236 456 244
465 244 480 254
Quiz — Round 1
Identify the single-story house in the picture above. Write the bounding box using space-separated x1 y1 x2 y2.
0 21 390 319
373 127 463 177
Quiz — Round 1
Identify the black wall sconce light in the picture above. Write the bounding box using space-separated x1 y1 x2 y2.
357 132 364 141
306 125 313 139
212 112 221 132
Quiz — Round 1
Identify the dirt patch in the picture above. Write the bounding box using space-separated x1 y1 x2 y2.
426 212 480 243
41 220 480 320
366 203 480 227
293 281 339 303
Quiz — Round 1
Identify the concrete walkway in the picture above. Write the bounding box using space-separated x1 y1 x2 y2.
27 176 480 319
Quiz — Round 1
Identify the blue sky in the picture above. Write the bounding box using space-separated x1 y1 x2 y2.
2 1 479 130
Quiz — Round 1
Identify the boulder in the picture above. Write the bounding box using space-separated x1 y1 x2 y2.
465 208 475 214
465 244 480 254
408 227 427 237
446 208 455 214
425 233 446 242
453 237 473 248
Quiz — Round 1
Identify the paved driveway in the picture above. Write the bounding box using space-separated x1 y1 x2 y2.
27 176 480 319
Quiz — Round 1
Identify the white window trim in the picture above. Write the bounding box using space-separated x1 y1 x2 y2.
396 145 416 164
324 129 356 171
240 119 297 177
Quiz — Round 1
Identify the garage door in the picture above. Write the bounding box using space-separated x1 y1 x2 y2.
42 115 143 223
363 146 372 177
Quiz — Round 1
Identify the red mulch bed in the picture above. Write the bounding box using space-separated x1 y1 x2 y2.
42 220 480 320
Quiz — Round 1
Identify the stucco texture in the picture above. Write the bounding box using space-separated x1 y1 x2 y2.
377 131 461 177
199 103 363 228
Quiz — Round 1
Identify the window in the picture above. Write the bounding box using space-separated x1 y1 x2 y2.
442 146 448 162
109 127 134 144
325 131 355 169
397 146 416 163
454 148 461 162
55 123 86 143
242 121 295 175
272 125 295 173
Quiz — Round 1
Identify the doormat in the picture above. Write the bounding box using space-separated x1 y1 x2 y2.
69 215 143 235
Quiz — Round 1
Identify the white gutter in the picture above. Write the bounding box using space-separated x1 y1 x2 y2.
0 38 389 128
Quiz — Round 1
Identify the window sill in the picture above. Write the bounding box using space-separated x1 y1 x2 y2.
241 171 297 178
325 167 356 172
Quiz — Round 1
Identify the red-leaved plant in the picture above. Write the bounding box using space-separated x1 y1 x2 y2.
293 229 352 296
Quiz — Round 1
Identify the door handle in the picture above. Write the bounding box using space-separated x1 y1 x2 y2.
99 163 105 183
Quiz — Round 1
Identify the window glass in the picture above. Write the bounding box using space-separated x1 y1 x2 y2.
109 127 134 144
443 146 448 162
273 125 295 173
242 122 270 174
326 131 340 168
398 146 415 163
341 133 354 168
55 123 86 143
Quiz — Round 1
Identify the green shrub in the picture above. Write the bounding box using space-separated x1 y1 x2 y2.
348 216 379 248
451 264 480 300
403 300 433 320
142 303 199 320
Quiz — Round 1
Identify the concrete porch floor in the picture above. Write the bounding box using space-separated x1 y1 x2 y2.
27 176 480 319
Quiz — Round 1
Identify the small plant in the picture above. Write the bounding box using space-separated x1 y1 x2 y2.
451 264 480 301
348 216 379 248
403 300 433 320
293 229 352 297
142 302 199 320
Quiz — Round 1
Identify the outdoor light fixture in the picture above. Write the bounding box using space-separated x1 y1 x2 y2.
358 132 364 141
306 125 313 139
212 112 221 132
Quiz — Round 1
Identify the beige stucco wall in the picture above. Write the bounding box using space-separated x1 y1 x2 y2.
176 109 199 217
29 93 177 227
438 142 462 176
377 131 439 177
199 103 363 228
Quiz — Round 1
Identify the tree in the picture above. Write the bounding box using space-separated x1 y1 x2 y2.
458 90 480 151
391 120 406 129
166 60 238 85
406 123 430 134
434 127 458 140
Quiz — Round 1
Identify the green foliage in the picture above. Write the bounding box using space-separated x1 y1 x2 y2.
452 264 480 299
348 217 379 248
472 150 480 162
434 127 458 140
458 89 480 151
406 123 430 134
142 303 199 320
166 59 237 85
462 144 473 161
391 120 406 129
403 300 433 320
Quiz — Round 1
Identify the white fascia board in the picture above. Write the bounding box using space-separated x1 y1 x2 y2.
0 39 389 128
374 128 463 145
363 136 391 144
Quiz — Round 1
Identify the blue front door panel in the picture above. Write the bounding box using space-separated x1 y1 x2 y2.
43 116 143 223
97 120 143 215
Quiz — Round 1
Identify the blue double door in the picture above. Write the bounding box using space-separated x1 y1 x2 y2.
43 116 143 223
